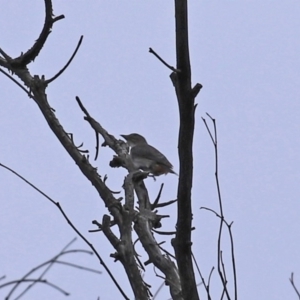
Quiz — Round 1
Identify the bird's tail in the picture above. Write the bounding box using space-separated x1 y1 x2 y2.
169 169 178 176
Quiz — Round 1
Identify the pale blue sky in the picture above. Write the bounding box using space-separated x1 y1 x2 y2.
1 1 300 299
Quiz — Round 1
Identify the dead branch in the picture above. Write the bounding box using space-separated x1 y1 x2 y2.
201 114 237 300
172 1 202 299
2 0 64 68
3 238 101 300
46 35 84 84
149 47 179 72
0 163 129 300
290 273 300 299
0 279 69 298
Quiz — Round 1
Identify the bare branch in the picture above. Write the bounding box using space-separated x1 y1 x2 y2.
9 0 64 67
151 183 164 209
157 245 176 260
202 114 237 300
56 202 129 300
10 239 78 299
191 251 212 300
290 273 300 299
101 173 151 299
149 47 179 72
153 199 177 209
172 1 200 298
134 213 182 299
0 163 56 206
54 260 102 274
152 229 175 235
0 279 69 297
46 35 84 84
76 96 128 159
0 163 129 300
0 68 33 98
153 281 165 300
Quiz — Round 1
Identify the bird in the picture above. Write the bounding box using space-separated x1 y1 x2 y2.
121 133 177 176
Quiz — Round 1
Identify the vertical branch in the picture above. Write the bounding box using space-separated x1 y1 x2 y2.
174 0 191 77
172 1 200 299
206 114 230 299
202 114 237 300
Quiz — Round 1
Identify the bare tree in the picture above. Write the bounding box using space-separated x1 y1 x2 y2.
0 1 236 300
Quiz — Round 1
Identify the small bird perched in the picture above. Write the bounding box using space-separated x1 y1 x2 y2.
121 133 177 176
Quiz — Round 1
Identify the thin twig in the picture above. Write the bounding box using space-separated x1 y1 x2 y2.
151 183 164 209
192 251 211 300
149 47 180 72
0 163 56 205
201 117 214 146
46 35 83 84
94 129 100 160
59 206 128 299
157 245 176 260
203 114 229 298
228 222 237 299
8 247 96 299
153 199 177 209
0 68 34 98
152 281 165 300
75 96 103 162
0 48 12 61
0 279 69 297
290 273 300 299
207 267 215 299
0 162 129 300
53 260 102 274
76 96 91 117
12 239 78 299
202 114 237 300
220 251 228 300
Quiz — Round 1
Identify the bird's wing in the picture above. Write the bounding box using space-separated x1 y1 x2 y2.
131 144 173 168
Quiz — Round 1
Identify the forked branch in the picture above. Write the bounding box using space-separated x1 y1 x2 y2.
0 163 129 300
201 114 237 300
2 238 101 300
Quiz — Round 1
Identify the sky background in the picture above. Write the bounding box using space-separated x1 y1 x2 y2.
1 1 300 299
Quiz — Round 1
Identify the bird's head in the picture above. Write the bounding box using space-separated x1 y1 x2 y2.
121 133 148 147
